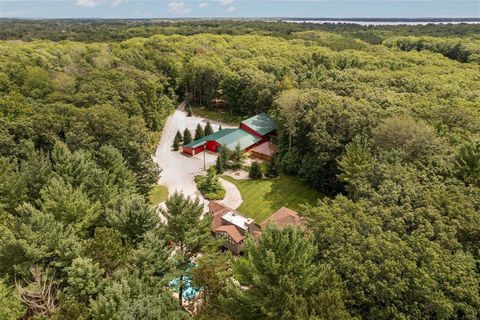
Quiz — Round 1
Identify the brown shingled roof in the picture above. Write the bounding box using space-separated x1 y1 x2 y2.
261 207 303 229
213 225 245 243
250 141 278 157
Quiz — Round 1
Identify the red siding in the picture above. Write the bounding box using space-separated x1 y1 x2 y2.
182 144 205 155
206 140 221 152
240 123 263 139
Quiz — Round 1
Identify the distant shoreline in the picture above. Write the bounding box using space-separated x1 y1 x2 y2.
282 18 480 26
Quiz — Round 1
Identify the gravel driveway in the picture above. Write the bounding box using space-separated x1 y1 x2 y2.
152 102 242 211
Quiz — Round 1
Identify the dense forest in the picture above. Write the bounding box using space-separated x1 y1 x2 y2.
0 20 480 319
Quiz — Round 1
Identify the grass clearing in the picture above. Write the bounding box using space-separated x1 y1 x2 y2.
222 174 322 223
149 185 169 206
190 106 243 125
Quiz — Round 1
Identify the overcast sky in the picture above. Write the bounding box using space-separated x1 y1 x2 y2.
0 0 478 19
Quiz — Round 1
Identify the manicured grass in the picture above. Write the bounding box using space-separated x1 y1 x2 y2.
221 174 322 223
149 185 169 206
190 106 243 125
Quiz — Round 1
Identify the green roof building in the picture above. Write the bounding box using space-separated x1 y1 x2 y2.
182 114 276 156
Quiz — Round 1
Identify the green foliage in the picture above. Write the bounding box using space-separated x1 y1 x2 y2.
187 107 193 117
224 226 351 319
160 192 211 306
337 136 375 198
372 114 440 162
183 128 192 144
215 156 224 174
204 121 213 136
172 135 180 151
0 279 24 319
195 169 226 200
248 161 263 179
194 123 205 140
454 141 480 186
86 227 129 275
265 156 279 178
229 143 245 170
65 257 104 301
175 130 183 142
107 194 159 243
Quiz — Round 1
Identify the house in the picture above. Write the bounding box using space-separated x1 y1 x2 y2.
182 113 277 156
209 202 303 254
209 201 261 254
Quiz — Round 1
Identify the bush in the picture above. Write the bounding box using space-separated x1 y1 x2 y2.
249 161 263 179
265 156 279 178
187 107 193 117
195 169 225 200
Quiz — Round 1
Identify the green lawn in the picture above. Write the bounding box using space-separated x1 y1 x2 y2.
221 174 322 223
149 185 169 206
190 106 243 125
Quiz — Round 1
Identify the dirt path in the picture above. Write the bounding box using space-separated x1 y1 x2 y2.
152 102 242 211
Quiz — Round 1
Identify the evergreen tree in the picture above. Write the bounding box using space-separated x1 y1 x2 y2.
229 143 244 170
204 122 213 136
265 156 279 178
195 124 205 140
65 257 104 303
220 148 229 169
187 107 193 117
183 128 192 145
218 124 223 132
223 227 351 319
175 130 183 142
172 135 180 151
0 279 25 319
107 194 158 243
215 156 224 174
160 192 211 307
249 161 262 179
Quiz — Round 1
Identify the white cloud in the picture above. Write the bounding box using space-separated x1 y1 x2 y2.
168 1 191 14
111 0 123 7
77 0 102 7
226 5 236 12
198 2 208 8
218 0 234 6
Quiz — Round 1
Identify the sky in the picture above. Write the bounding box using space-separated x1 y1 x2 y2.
0 0 479 19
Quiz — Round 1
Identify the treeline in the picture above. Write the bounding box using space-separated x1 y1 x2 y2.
0 24 480 319
385 35 480 63
1 19 480 43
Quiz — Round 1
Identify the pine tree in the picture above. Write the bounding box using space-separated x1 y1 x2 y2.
204 122 213 136
195 124 205 140
249 161 262 179
172 136 180 151
220 148 229 169
218 124 222 132
215 156 224 174
229 143 244 170
265 156 279 178
223 227 351 319
160 192 211 307
183 128 192 144
172 135 180 151
175 130 183 142
187 107 193 117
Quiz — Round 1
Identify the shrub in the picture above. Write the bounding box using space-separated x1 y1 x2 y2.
265 156 279 178
249 161 263 179
195 169 225 200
